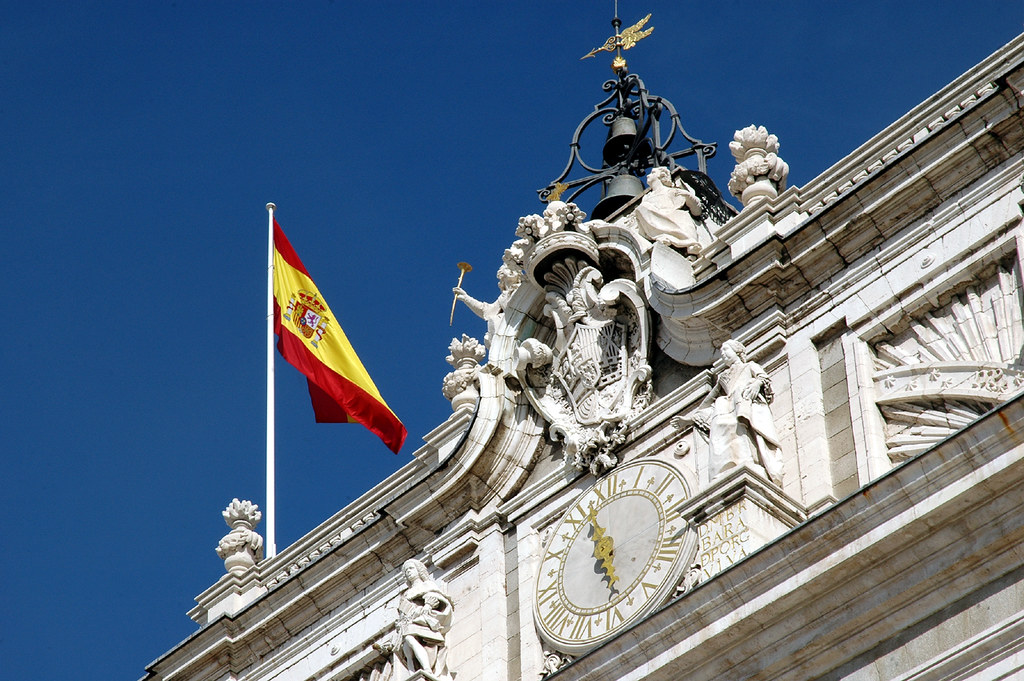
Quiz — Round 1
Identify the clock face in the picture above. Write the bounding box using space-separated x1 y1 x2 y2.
534 459 695 654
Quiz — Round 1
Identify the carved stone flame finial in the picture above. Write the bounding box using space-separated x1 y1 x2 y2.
443 334 487 411
728 125 789 207
216 498 264 576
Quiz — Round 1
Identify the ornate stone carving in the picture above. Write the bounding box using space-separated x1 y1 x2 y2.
632 166 703 254
216 498 264 576
465 200 653 474
540 650 573 677
689 339 783 484
380 559 455 681
675 562 703 595
515 257 652 474
872 260 1024 461
516 201 588 242
728 125 789 206
442 334 487 412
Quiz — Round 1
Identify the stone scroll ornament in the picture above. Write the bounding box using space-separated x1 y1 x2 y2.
375 559 455 681
512 202 653 475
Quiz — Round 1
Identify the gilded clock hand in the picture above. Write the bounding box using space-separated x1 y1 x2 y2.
585 505 619 591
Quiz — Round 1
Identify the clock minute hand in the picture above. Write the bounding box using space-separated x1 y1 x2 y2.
585 506 619 590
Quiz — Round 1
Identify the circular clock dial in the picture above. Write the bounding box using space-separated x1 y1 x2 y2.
534 459 695 654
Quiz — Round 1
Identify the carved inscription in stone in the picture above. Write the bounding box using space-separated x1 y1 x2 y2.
696 499 751 581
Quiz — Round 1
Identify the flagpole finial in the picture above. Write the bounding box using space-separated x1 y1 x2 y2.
267 203 276 212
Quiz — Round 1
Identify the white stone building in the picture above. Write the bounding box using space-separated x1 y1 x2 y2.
143 31 1024 681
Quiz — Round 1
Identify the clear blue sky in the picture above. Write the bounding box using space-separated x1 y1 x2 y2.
3 2 1021 679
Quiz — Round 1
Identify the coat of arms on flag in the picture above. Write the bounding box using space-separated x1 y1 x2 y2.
283 289 330 348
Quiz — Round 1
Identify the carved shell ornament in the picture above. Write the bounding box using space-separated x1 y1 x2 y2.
871 259 1024 461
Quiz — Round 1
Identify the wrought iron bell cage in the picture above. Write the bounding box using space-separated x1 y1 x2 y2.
539 68 717 219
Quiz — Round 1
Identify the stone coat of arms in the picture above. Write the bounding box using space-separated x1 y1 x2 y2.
516 258 652 474
451 201 655 474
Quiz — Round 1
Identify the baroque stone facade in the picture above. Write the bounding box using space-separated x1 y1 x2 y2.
144 34 1024 681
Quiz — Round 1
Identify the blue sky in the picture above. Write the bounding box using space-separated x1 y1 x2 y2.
3 2 1022 679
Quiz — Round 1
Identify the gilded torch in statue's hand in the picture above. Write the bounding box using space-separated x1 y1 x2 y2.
449 262 472 326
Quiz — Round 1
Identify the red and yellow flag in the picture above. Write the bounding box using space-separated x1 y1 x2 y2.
273 220 406 453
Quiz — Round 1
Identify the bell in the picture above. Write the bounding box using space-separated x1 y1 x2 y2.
603 116 637 166
592 174 644 220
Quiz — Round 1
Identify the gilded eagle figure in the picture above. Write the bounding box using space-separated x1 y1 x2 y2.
581 13 653 60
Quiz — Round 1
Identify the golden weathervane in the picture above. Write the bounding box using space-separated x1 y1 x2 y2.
580 12 653 72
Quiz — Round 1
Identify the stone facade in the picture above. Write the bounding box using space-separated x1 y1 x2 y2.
144 34 1024 681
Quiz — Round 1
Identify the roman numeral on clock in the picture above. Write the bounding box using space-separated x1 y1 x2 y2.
592 475 618 502
569 614 594 640
537 581 559 607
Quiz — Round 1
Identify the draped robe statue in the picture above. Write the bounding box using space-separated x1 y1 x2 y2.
633 166 703 254
694 339 783 485
395 559 454 680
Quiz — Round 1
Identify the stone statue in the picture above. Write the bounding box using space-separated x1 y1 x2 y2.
676 562 703 595
692 339 783 485
452 246 523 347
395 559 454 680
633 166 703 254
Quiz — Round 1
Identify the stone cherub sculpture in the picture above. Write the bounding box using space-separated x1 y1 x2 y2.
684 339 784 485
633 166 703 254
392 559 454 680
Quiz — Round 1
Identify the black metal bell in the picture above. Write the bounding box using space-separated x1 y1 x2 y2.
592 173 644 220
603 116 637 165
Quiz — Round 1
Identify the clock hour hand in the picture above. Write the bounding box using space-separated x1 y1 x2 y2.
585 505 619 591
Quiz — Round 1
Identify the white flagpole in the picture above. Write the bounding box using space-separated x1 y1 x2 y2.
266 202 277 558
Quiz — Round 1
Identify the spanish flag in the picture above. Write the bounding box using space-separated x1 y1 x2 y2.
273 220 406 454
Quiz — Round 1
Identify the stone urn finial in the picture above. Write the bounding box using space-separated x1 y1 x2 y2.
216 498 264 576
442 334 487 411
728 125 790 207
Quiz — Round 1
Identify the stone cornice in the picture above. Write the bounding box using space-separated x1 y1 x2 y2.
727 32 1023 235
650 46 1024 363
